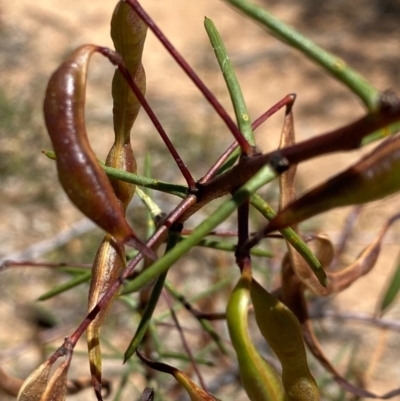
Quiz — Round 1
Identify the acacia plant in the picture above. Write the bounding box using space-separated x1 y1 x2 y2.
2 0 400 400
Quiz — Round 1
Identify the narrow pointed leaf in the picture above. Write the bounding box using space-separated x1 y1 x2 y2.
378 252 400 314
136 351 220 401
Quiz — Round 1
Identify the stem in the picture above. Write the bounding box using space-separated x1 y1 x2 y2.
224 0 381 111
125 0 253 155
67 196 197 348
98 47 196 190
201 93 296 181
163 290 208 391
44 150 188 198
250 194 326 286
204 17 255 147
122 164 277 294
124 232 181 362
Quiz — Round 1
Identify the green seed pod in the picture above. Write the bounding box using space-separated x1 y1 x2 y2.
227 267 285 401
251 278 320 401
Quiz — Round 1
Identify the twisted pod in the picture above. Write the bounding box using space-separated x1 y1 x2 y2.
227 266 285 401
86 1 148 396
43 44 153 258
251 278 320 400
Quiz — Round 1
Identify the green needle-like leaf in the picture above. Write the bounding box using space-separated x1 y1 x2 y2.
38 271 91 301
224 0 381 111
122 164 278 295
180 237 273 257
378 252 400 314
204 17 255 146
124 232 180 362
250 194 326 286
43 150 188 198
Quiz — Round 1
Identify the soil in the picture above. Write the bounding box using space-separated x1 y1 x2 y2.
0 1 399 400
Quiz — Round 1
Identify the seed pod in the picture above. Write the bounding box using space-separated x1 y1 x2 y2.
87 235 125 396
107 0 147 207
17 360 52 401
43 45 153 259
227 267 285 401
327 212 400 294
86 3 149 394
173 370 220 401
251 278 320 401
264 134 400 234
278 100 328 295
39 356 71 401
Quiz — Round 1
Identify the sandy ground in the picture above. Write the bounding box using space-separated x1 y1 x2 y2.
0 0 400 400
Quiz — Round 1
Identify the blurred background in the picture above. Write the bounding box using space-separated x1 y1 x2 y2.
1 0 400 400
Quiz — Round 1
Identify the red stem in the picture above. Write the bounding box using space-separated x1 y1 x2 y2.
98 47 196 191
200 93 297 182
67 196 197 347
124 0 253 156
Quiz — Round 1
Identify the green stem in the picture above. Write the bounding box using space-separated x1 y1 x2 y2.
224 0 381 111
37 271 91 301
123 232 180 362
361 121 400 146
122 165 278 294
250 194 326 286
204 17 255 146
181 237 272 257
43 150 188 198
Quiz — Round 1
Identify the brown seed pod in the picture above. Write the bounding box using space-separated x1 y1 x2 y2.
43 44 154 259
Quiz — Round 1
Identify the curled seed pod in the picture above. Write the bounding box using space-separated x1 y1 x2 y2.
87 235 125 397
107 0 148 208
327 213 400 294
251 278 320 401
227 267 285 401
17 360 53 401
43 45 153 259
39 355 72 401
278 103 329 295
86 3 149 394
264 134 400 235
